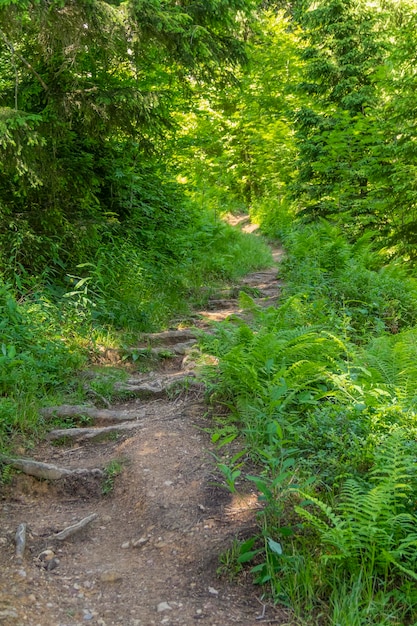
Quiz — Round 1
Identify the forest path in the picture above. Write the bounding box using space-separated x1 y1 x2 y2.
0 220 290 626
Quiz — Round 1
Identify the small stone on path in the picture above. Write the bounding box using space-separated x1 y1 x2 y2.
46 557 60 571
100 571 123 583
132 537 148 548
208 586 219 595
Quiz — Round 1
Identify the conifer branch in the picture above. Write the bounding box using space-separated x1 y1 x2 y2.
0 29 49 94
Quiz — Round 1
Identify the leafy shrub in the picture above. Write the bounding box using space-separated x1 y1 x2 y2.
277 221 417 339
0 209 272 450
0 281 84 395
56 212 272 332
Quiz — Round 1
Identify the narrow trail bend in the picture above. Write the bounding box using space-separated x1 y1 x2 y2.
0 224 289 626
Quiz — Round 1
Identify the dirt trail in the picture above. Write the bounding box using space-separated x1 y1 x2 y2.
0 221 289 626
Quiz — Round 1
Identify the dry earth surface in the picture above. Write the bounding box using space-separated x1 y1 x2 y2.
0 219 291 626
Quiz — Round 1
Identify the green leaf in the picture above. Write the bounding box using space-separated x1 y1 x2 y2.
267 537 283 555
237 550 260 564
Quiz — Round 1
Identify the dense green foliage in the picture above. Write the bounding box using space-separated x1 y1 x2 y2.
181 1 417 255
0 214 272 449
0 0 272 449
0 0 254 279
180 1 417 623
4 0 417 622
201 223 417 624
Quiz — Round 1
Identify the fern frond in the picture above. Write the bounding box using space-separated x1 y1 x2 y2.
238 291 259 311
294 505 332 535
296 491 343 529
362 331 417 407
370 432 415 507
382 549 417 581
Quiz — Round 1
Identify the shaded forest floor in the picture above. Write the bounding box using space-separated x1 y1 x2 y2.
0 221 290 626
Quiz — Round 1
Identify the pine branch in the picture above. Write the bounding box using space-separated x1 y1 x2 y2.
0 29 48 93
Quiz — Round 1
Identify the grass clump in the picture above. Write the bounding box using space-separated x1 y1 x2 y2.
102 459 125 495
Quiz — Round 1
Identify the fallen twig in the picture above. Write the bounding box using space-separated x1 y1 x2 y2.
15 523 27 563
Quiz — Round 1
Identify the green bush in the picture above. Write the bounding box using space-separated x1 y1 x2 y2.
277 222 417 340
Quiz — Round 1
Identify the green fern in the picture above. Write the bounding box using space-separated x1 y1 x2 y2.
296 433 417 583
209 324 354 412
360 330 417 408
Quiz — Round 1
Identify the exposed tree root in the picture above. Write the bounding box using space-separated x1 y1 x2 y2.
96 339 198 364
114 372 196 395
138 329 197 344
129 339 197 357
41 404 142 422
0 455 104 480
47 422 141 442
206 299 236 310
47 513 98 542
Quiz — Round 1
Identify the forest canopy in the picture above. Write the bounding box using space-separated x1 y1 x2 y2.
0 0 256 279
2 0 417 278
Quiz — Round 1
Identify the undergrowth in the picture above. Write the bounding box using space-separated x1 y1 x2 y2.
202 217 417 625
0 211 271 451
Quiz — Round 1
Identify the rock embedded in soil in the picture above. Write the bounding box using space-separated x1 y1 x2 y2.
45 557 60 571
132 537 148 548
208 586 219 596
99 571 123 583
14 522 26 563
37 549 55 562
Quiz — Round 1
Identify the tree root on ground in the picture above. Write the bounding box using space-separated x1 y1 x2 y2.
138 329 197 344
47 421 141 442
41 404 143 422
114 372 196 395
47 513 98 542
0 455 104 481
129 339 197 357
